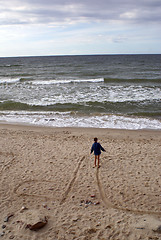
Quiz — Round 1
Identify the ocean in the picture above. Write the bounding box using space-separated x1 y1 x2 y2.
0 54 161 130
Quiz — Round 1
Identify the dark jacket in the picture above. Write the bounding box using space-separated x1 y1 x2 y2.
91 142 105 155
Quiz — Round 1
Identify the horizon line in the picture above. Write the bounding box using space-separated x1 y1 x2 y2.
1 53 161 58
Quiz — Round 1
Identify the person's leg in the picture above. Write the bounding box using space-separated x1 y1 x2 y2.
98 155 100 168
95 155 97 167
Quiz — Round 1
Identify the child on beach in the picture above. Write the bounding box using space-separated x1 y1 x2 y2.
90 137 106 168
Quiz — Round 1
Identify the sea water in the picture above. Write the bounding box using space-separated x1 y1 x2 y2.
0 54 161 129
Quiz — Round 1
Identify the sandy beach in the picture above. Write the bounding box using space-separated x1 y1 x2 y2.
0 123 161 240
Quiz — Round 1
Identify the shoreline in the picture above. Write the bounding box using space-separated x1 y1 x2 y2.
0 122 160 239
1 121 161 133
0 110 161 130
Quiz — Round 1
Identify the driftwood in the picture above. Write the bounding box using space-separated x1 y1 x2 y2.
4 214 14 222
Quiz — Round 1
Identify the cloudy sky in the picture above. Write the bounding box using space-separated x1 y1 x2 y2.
0 0 161 57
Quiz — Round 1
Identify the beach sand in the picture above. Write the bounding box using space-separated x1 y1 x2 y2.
0 124 161 240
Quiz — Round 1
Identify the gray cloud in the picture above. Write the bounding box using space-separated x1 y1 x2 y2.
0 0 161 26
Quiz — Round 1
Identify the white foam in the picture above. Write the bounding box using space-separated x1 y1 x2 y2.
0 111 161 130
0 78 20 84
32 78 104 85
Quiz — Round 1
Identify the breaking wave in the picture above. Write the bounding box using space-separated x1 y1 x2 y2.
31 78 104 85
0 100 160 118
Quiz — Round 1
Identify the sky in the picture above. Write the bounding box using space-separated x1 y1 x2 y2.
0 0 161 57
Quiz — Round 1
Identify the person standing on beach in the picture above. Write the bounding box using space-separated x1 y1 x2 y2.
90 137 106 168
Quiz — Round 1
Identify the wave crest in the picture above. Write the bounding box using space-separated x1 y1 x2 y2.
32 78 104 85
0 78 20 84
